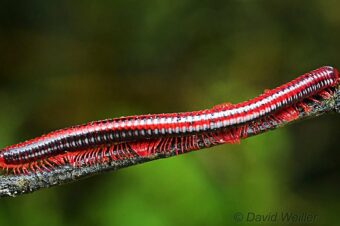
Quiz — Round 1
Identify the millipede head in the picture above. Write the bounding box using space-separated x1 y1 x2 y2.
0 153 7 173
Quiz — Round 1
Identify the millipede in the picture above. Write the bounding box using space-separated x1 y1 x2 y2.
0 66 339 174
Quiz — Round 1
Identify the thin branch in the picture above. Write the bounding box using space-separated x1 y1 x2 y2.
1 86 339 198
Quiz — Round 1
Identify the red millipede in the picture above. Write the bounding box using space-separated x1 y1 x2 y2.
0 66 339 174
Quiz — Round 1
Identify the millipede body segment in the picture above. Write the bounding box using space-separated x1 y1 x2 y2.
0 66 339 174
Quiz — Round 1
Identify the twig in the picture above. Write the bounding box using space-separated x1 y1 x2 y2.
1 86 339 198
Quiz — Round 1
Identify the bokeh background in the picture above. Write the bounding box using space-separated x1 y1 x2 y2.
0 1 339 226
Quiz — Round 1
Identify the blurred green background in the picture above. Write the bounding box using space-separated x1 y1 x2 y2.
0 1 339 226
